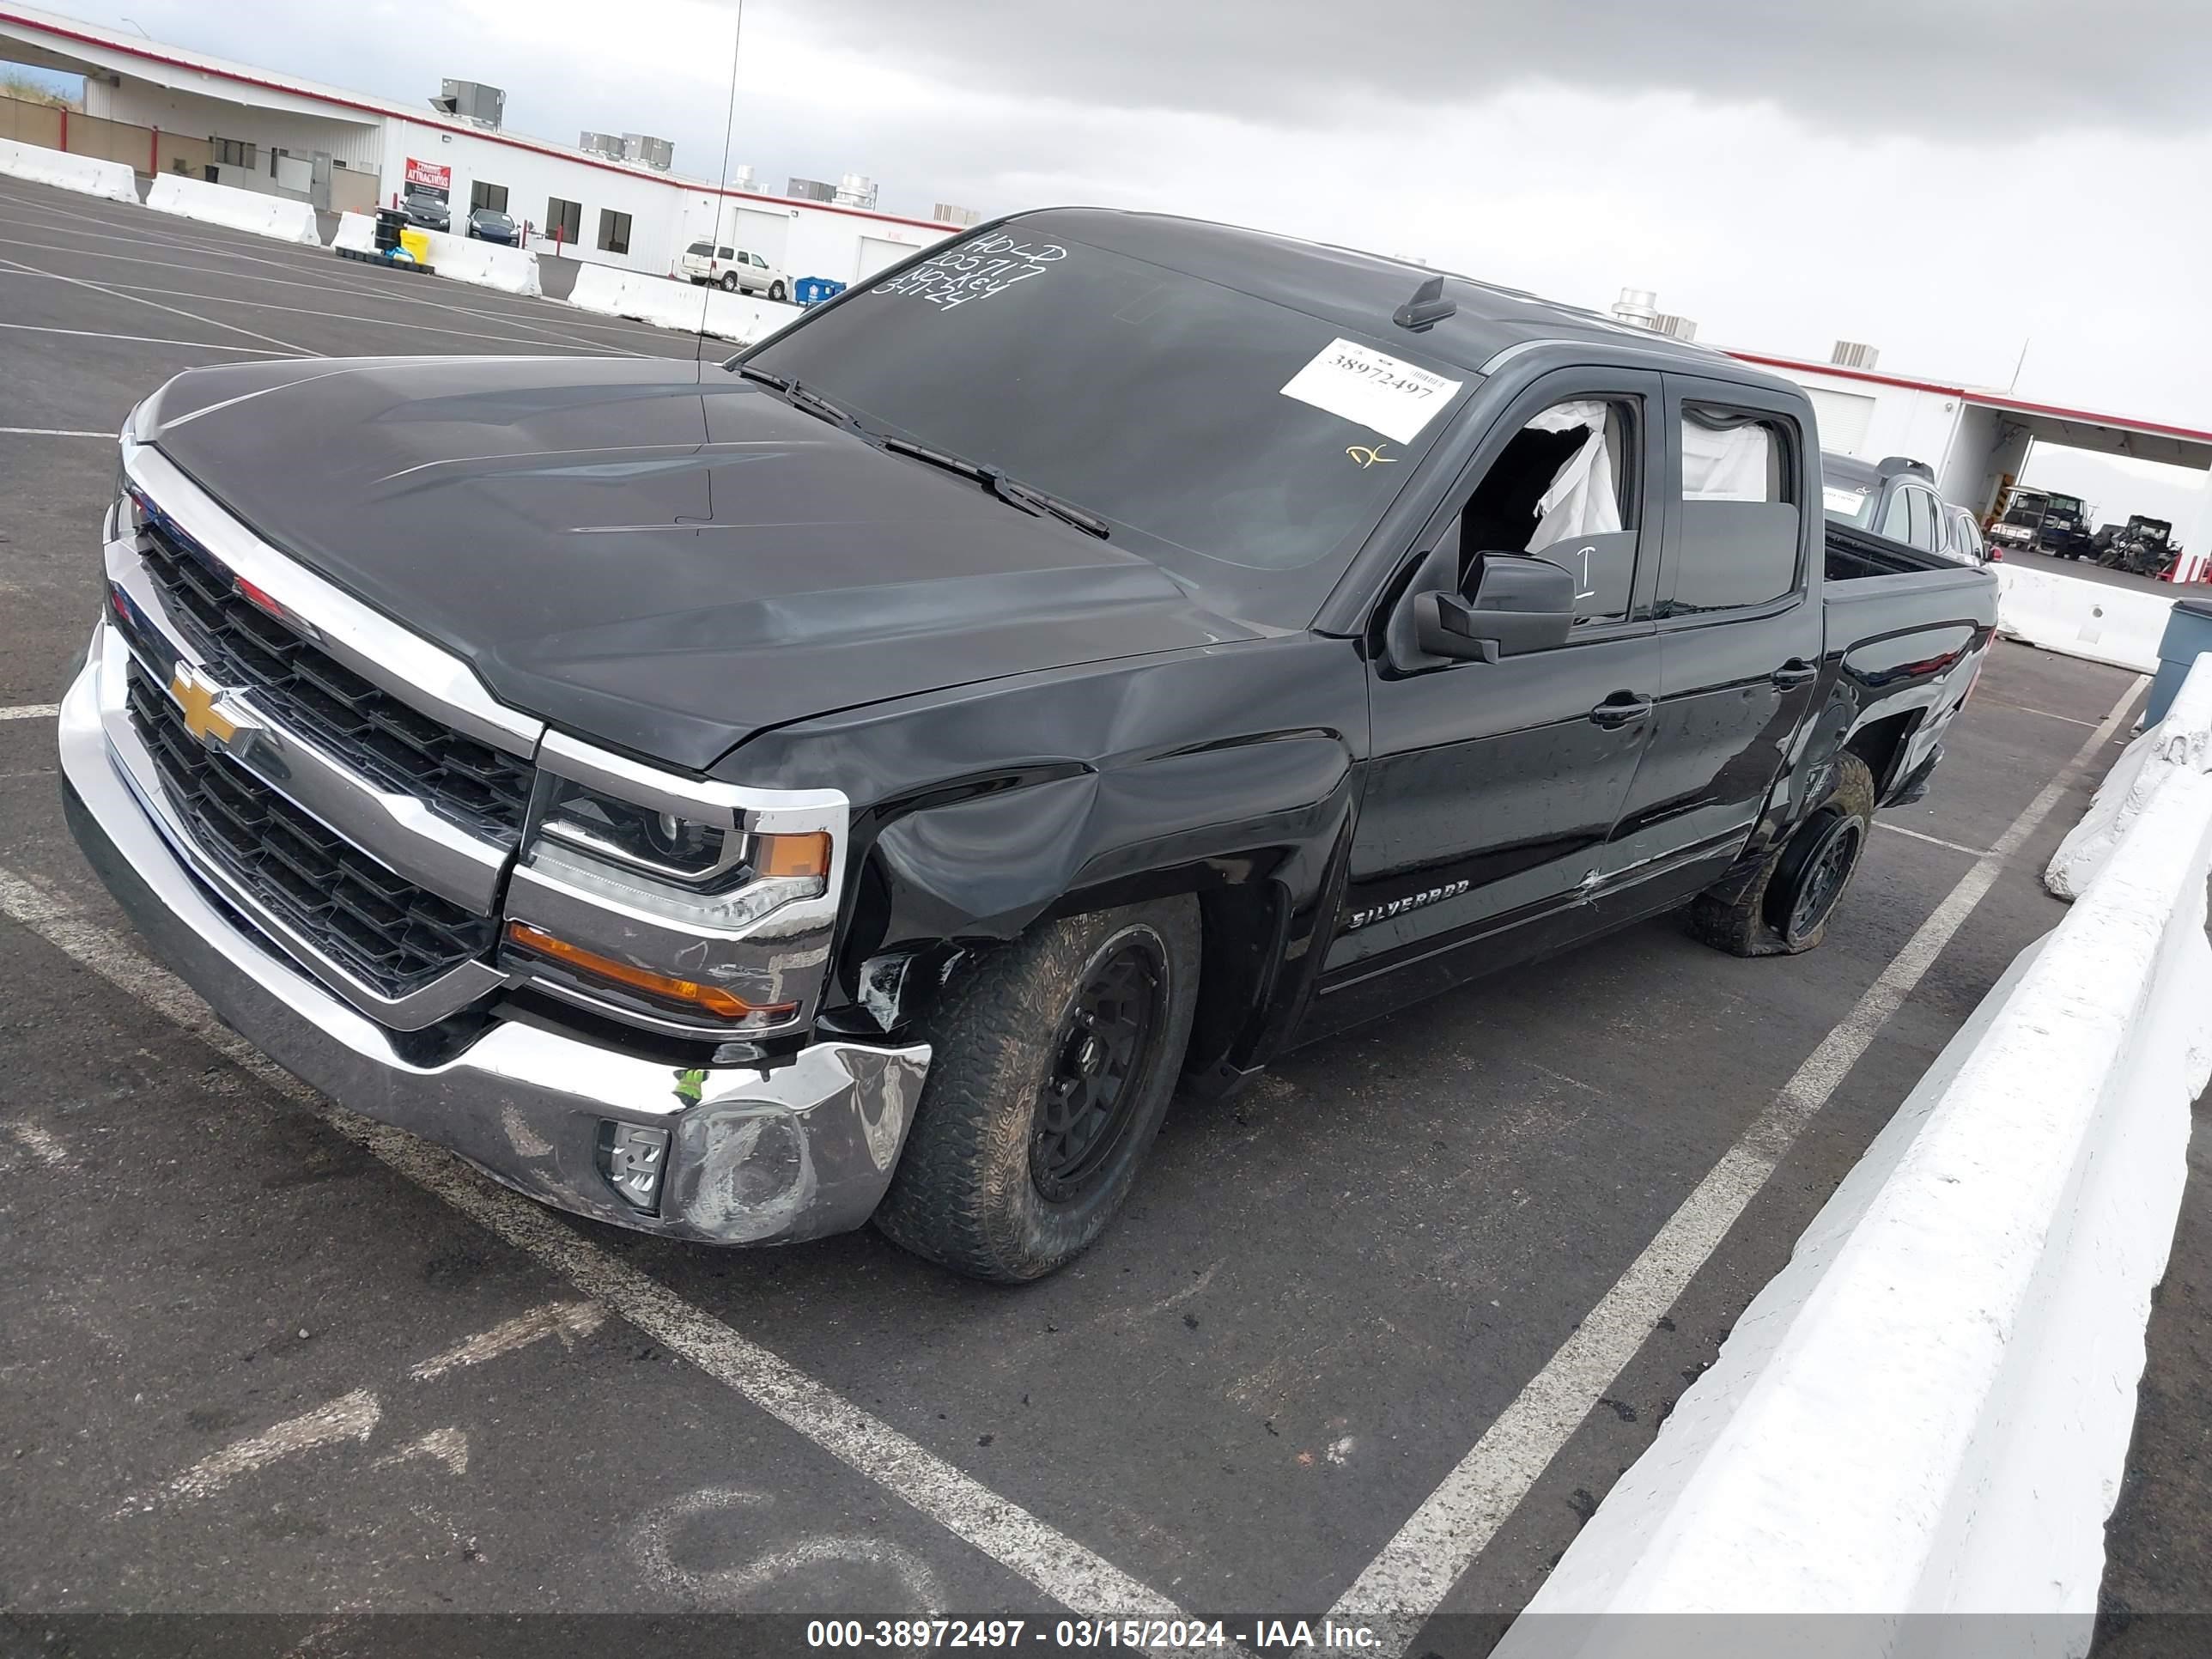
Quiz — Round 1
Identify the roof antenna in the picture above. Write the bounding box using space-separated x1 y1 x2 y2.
1394 275 1456 333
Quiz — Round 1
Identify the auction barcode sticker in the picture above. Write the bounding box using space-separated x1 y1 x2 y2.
1279 338 1463 445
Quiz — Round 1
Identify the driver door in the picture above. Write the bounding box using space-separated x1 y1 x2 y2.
1321 368 1665 1002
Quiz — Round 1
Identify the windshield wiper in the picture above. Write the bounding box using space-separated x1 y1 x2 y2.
735 364 860 433
881 437 1109 539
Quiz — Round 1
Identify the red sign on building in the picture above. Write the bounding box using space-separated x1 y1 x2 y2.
404 156 452 197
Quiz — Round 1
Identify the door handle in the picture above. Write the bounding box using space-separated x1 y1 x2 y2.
1589 692 1653 729
1772 659 1818 689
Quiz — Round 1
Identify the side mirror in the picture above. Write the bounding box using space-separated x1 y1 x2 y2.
1413 553 1577 663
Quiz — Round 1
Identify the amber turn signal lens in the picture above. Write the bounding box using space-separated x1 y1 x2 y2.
505 921 794 1022
756 830 831 881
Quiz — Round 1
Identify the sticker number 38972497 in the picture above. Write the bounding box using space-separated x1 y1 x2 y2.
873 233 1069 311
1279 337 1464 447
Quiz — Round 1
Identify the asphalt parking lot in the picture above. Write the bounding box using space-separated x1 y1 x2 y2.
3 175 2208 1654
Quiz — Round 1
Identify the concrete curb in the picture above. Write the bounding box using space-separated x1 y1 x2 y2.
0 136 136 202
1498 703 2212 1650
2047 652 2212 899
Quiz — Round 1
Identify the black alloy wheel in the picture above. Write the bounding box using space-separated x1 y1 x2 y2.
1029 936 1165 1203
1780 812 1865 945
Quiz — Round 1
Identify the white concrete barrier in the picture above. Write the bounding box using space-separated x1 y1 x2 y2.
0 136 137 202
413 227 541 296
1499 707 2212 1657
565 264 801 345
331 210 377 254
145 173 320 245
1996 562 2172 673
2045 651 2212 898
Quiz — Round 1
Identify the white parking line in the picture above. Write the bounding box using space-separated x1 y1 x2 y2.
0 252 313 356
0 704 63 720
0 426 109 438
1875 821 1990 857
0 321 289 356
1328 672 2146 1657
0 865 1188 1619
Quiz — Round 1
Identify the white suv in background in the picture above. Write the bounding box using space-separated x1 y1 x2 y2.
678 242 788 301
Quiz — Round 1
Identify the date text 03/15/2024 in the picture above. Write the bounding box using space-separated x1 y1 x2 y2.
804 1619 1380 1649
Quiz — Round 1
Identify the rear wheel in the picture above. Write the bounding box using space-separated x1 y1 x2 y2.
769 279 787 302
719 270 739 292
1690 753 1875 957
872 897 1200 1282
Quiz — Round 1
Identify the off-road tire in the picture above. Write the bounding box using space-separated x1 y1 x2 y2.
872 897 1200 1282
1690 753 1875 958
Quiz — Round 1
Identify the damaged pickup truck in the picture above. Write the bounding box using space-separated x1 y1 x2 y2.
59 209 1996 1279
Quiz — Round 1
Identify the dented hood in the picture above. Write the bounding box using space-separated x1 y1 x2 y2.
139 356 1256 769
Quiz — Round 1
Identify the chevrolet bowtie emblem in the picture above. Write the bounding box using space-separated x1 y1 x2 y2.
169 665 238 748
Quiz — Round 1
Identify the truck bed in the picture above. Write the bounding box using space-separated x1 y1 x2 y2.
1825 520 1954 582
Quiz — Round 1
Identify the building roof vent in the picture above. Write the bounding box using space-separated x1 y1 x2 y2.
1611 288 1659 329
432 79 504 129
1832 340 1880 370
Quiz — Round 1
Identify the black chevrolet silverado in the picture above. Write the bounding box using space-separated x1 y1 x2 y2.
59 209 1996 1279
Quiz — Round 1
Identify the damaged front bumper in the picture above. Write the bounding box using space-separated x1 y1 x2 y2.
57 639 928 1246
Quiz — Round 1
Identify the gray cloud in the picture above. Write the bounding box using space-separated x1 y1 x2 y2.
775 0 2212 136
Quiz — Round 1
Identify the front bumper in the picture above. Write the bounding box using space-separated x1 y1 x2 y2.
57 636 928 1246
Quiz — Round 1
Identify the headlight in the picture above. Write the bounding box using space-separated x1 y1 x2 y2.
540 778 746 885
506 757 843 1038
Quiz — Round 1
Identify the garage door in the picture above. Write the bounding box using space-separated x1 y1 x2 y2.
855 236 917 282
1805 386 1877 456
733 209 789 270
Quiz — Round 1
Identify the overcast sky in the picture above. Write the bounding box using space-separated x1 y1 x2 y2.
21 0 2212 526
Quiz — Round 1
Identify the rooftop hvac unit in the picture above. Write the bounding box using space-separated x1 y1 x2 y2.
622 133 674 172
433 79 505 128
787 176 837 204
834 172 878 210
933 203 981 227
730 164 757 194
1611 287 1660 329
1832 340 1880 370
580 131 624 161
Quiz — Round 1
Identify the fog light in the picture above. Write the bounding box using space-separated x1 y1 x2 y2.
599 1121 671 1212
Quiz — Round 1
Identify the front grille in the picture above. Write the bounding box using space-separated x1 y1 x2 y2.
134 508 534 842
126 661 497 997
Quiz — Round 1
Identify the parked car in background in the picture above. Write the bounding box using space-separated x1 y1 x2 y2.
680 241 789 301
1820 453 1951 555
1941 503 1993 565
465 208 518 246
1988 485 2092 557
398 190 449 234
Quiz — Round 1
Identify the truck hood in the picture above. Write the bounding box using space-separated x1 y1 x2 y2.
140 356 1259 770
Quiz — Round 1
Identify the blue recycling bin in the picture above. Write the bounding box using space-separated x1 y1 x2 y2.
793 276 848 307
2143 598 2212 726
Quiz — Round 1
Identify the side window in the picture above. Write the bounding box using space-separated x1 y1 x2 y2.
1450 398 1643 629
719 246 735 261
1905 488 1939 552
1668 405 1801 614
1880 487 1913 544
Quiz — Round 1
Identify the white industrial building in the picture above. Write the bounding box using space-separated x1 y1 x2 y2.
0 2 957 285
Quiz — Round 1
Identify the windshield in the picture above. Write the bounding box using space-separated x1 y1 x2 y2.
2046 495 2084 515
743 222 1471 617
478 212 513 228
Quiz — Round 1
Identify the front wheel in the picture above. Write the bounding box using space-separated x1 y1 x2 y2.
769 279 787 302
872 897 1200 1282
1689 753 1875 957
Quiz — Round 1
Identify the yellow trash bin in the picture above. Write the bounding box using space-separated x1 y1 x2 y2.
398 228 432 265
